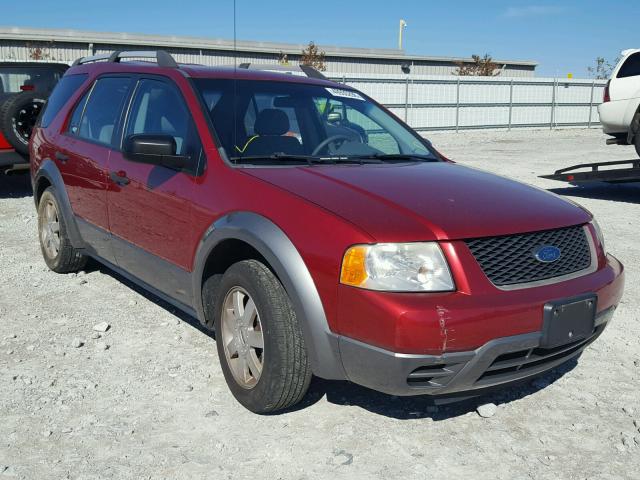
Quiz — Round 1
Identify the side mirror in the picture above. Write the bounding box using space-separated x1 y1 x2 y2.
123 134 189 170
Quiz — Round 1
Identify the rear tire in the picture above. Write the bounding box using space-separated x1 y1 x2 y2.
211 260 311 413
37 187 87 273
635 133 640 158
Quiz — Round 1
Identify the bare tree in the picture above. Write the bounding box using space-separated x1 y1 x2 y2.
454 54 501 76
587 56 620 80
300 41 327 71
278 51 290 66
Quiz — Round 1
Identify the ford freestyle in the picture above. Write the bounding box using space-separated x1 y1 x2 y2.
30 51 624 413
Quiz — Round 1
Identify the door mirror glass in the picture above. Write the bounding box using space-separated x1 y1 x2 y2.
123 134 189 170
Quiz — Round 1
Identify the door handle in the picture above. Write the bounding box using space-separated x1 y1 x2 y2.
55 151 69 163
109 170 130 186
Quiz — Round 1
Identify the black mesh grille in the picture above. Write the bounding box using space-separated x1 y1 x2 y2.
465 225 592 287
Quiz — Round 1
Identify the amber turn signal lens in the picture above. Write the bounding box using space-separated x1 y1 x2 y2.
340 245 369 287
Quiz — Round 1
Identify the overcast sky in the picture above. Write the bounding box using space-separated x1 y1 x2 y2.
2 0 637 77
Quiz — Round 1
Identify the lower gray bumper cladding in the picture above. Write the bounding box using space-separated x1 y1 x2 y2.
338 306 615 397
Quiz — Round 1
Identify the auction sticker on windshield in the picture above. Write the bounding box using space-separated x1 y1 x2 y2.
325 87 365 101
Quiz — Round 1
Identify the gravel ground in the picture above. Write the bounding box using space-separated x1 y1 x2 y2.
1 128 639 479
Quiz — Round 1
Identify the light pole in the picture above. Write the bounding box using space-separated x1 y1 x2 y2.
398 19 407 50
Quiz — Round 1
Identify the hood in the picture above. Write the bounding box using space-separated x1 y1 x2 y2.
243 162 591 242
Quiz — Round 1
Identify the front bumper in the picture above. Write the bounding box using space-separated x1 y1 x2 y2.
339 306 615 397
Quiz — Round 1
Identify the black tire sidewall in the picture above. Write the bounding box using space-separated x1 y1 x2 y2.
213 261 295 413
0 92 47 155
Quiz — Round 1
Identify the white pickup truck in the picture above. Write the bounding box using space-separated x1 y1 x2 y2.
598 49 640 157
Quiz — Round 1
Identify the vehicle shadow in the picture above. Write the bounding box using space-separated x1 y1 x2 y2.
548 182 640 204
84 258 216 340
0 171 32 199
280 357 579 419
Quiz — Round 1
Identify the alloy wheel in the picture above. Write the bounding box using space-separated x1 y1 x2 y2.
220 287 265 389
39 199 61 259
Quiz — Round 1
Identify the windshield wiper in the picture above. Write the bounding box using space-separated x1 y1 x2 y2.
231 154 316 165
230 153 383 165
351 153 438 162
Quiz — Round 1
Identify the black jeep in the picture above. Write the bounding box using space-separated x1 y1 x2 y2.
0 62 68 171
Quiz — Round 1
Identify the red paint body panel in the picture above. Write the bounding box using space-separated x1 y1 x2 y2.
0 131 11 149
58 135 111 230
107 150 196 269
29 61 625 362
187 157 374 331
242 163 592 241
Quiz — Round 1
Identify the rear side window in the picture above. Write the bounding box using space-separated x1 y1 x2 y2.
72 77 132 146
40 74 87 128
617 53 640 78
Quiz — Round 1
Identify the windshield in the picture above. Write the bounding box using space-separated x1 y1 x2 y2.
193 78 437 165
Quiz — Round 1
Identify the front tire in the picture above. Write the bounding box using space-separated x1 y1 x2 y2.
635 133 640 158
37 187 87 273
211 260 311 413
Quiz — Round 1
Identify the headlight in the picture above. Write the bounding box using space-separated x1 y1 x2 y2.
340 242 455 292
591 218 606 254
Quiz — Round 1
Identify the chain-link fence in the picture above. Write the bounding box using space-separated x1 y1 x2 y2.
327 73 606 132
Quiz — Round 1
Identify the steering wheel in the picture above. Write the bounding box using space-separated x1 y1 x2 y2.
311 135 352 155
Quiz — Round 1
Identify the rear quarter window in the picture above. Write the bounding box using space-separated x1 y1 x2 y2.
617 53 640 79
40 74 88 128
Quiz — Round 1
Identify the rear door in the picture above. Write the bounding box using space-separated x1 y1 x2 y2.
60 75 133 263
106 76 204 306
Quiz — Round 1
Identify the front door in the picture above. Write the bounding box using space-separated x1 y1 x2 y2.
106 77 204 306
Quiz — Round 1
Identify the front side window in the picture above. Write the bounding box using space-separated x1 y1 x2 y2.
123 78 201 161
617 53 640 78
71 76 132 146
194 79 436 165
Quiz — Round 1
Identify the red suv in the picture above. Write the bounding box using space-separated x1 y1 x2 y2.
30 51 624 413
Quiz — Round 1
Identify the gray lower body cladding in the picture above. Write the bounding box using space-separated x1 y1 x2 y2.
338 306 615 397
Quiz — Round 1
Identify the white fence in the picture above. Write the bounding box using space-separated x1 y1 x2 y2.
327 73 607 132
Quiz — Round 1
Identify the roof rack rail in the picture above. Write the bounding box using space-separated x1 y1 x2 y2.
72 50 178 68
237 63 327 80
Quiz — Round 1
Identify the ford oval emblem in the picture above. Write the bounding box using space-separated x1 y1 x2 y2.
534 245 561 263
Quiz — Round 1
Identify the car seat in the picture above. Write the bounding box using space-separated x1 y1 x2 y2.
242 109 302 156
